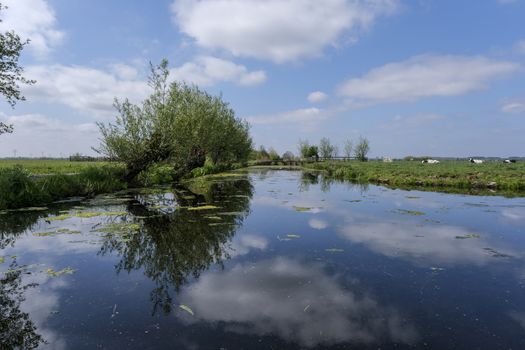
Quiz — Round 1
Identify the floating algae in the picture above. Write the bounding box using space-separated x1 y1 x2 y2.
0 256 4 264
47 211 127 221
187 205 219 211
45 267 75 277
286 234 301 239
455 234 480 239
33 228 81 237
179 304 194 316
293 206 313 212
395 209 425 216
325 248 344 253
9 207 48 212
92 222 140 235
483 247 513 258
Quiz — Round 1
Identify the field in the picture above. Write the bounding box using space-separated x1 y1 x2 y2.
304 160 525 193
0 159 119 175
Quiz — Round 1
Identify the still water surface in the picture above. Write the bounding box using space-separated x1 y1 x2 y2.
1 169 525 349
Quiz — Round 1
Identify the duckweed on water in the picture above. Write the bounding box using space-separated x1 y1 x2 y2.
47 211 127 221
455 234 481 239
33 228 81 237
45 267 75 277
483 247 513 258
325 248 345 253
179 304 194 316
395 209 425 216
9 206 49 212
293 206 313 212
0 256 4 264
93 222 140 235
187 205 219 211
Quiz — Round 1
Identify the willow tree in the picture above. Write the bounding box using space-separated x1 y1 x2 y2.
97 59 252 182
0 3 35 134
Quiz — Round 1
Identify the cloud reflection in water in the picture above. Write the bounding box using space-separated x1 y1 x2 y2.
178 257 418 347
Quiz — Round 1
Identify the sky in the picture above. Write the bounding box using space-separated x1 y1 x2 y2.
0 0 524 158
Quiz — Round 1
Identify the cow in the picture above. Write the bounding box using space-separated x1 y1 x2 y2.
422 159 440 164
469 158 484 164
503 159 516 164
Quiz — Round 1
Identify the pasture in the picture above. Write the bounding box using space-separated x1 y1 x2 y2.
305 159 525 193
0 159 118 175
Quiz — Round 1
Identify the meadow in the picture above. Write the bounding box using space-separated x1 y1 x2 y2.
305 160 525 193
0 159 117 175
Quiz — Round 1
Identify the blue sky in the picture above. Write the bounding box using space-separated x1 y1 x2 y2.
1 0 524 158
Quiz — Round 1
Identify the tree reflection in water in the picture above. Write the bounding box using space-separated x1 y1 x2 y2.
99 176 253 315
0 260 43 349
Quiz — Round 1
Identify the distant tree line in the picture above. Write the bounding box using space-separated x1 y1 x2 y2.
251 136 370 163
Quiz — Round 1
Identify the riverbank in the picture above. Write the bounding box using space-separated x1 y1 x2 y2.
0 160 244 210
303 160 525 193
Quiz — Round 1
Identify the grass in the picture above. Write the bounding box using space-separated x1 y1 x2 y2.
0 159 117 175
0 165 127 210
304 160 525 193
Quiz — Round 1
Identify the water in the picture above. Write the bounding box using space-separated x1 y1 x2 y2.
1 169 525 349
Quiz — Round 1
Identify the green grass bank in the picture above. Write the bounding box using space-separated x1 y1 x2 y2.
0 160 244 210
304 160 525 193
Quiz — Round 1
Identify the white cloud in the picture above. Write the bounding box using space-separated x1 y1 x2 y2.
170 56 266 86
0 0 64 56
501 102 525 113
109 63 140 80
387 113 447 128
0 113 99 157
501 100 525 114
309 218 329 230
178 258 418 347
225 234 268 258
171 0 399 63
247 107 329 126
338 220 518 266
337 55 520 103
307 91 328 103
24 65 149 117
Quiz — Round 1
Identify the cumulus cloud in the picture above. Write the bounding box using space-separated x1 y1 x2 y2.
171 0 399 63
307 91 328 103
24 65 150 117
170 56 266 86
178 257 418 347
0 0 64 56
337 55 520 103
